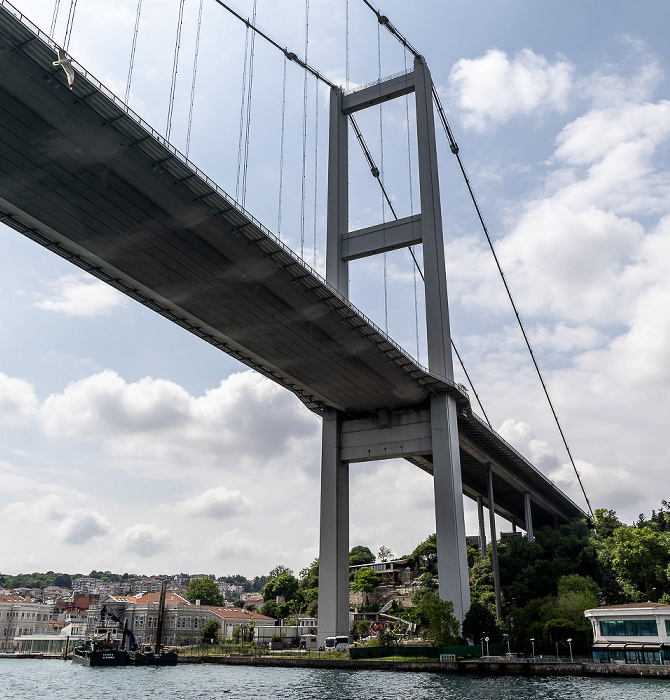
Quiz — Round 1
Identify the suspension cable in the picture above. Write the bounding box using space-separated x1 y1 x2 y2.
313 77 319 266
345 0 350 90
360 0 593 515
240 0 257 207
236 7 252 201
377 21 389 333
350 114 491 423
300 0 310 259
62 0 77 51
432 86 592 514
185 0 204 159
277 54 287 238
210 0 337 88
166 0 186 141
125 0 143 105
50 0 61 40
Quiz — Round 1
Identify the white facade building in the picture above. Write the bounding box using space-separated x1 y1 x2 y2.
584 602 670 664
0 595 53 651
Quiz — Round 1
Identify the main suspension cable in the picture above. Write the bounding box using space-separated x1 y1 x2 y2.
360 0 593 516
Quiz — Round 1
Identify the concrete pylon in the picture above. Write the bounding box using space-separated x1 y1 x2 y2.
317 56 470 643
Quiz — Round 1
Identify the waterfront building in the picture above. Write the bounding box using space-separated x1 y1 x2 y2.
584 602 670 664
88 592 275 646
0 594 53 651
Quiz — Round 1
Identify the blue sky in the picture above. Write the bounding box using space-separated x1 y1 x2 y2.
1 0 669 578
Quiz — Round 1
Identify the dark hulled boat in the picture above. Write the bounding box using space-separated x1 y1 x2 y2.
71 637 128 666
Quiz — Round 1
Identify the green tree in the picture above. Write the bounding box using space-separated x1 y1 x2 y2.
200 619 221 644
262 573 299 602
411 534 438 571
351 568 379 606
462 601 500 644
184 577 224 606
419 593 460 646
349 546 375 566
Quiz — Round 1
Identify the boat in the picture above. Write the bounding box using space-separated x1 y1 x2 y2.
71 633 128 666
127 579 178 666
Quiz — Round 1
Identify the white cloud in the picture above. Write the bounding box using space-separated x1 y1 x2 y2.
448 49 574 131
35 274 126 316
58 509 112 545
118 523 172 558
176 487 251 519
0 373 38 426
497 419 561 474
40 369 320 478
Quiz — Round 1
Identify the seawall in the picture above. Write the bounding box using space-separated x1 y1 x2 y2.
178 655 670 679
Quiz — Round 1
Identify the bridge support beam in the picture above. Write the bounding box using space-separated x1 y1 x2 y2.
317 410 350 645
524 492 535 542
486 464 503 619
477 496 487 560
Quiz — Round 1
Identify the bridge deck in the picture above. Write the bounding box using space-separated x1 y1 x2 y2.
0 2 583 528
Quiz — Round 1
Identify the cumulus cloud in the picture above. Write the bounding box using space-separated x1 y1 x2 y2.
176 487 251 519
118 523 171 557
3 493 111 545
0 373 38 426
40 369 320 478
497 419 561 473
35 274 126 316
448 48 574 131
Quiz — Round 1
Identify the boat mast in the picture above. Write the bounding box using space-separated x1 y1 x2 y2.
155 578 167 651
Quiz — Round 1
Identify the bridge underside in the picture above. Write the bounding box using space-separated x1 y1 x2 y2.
0 3 582 531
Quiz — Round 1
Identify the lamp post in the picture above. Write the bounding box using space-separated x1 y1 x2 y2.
485 636 490 657
503 633 510 655
531 637 536 660
567 637 573 662
480 637 484 658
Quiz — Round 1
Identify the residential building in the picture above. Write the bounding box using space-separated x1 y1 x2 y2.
584 602 670 664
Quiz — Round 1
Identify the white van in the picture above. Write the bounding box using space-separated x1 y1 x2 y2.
324 635 349 651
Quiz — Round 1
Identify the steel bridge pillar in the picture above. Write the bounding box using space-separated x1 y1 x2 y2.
317 55 470 642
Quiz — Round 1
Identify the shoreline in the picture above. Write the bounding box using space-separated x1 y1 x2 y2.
4 653 670 679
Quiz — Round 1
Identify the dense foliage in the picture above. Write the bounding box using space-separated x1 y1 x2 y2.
183 577 224 606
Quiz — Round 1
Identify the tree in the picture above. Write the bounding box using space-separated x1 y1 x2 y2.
268 565 293 580
418 592 459 647
462 601 499 644
349 545 375 566
200 620 221 644
262 573 299 602
411 534 438 571
184 577 224 606
351 568 379 606
377 545 394 562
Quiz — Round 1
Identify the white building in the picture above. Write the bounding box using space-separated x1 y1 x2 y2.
0 595 53 651
584 602 670 664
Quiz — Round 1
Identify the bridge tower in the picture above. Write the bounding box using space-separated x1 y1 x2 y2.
317 56 470 644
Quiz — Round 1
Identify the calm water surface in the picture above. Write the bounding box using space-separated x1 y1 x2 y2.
1 659 668 699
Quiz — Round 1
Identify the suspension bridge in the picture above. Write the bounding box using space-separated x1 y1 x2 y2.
0 0 586 642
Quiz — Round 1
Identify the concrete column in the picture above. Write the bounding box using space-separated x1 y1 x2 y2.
317 410 349 645
431 393 470 621
414 55 453 380
326 86 349 296
512 519 517 533
486 464 503 619
524 492 534 542
477 496 487 560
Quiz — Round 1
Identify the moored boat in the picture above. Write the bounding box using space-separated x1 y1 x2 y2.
72 637 128 666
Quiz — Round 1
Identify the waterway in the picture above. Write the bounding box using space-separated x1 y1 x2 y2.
2 659 668 699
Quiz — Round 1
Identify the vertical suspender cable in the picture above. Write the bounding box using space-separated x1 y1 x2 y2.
345 0 350 90
299 0 310 259
166 0 186 141
185 0 204 159
240 0 257 207
63 0 78 51
277 54 288 239
377 21 388 333
50 0 61 40
236 11 251 200
313 78 319 266
125 0 143 105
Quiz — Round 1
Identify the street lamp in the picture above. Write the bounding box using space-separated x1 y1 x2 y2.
531 637 536 660
503 633 510 655
567 637 573 662
485 636 490 657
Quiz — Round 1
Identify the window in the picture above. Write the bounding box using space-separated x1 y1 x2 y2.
665 620 670 636
600 619 658 636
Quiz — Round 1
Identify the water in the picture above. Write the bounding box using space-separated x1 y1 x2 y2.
1 659 668 700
